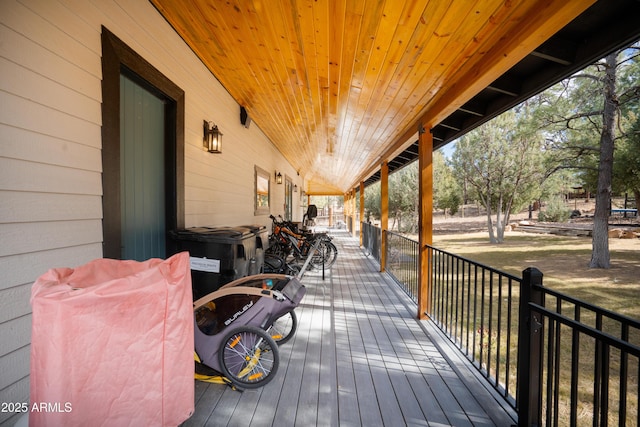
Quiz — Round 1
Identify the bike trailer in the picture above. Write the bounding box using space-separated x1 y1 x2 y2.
193 277 305 389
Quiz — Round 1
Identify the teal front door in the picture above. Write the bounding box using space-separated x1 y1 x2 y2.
119 74 166 261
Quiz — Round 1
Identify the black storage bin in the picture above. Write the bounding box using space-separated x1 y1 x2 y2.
240 225 268 275
169 226 256 299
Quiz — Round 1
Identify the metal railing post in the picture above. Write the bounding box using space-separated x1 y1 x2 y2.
517 267 544 427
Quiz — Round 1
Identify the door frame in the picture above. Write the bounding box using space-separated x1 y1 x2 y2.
101 27 185 259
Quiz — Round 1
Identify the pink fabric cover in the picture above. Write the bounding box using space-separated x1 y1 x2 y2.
30 252 194 426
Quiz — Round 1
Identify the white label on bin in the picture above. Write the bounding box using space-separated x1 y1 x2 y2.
190 257 220 273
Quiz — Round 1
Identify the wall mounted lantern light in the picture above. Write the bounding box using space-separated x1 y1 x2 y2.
293 184 298 192
203 120 222 153
275 171 283 184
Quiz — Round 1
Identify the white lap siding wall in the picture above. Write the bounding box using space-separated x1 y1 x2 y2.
0 1 301 424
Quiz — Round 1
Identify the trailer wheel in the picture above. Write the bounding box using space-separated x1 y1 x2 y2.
268 310 298 345
218 325 279 389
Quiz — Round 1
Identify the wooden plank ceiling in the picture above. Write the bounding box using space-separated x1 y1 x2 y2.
150 0 596 194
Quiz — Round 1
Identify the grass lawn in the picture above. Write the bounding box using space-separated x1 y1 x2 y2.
432 231 640 321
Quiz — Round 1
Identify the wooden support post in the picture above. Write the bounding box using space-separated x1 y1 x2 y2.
380 161 389 272
359 182 365 247
328 205 333 228
348 190 353 232
351 189 357 238
418 126 433 320
343 192 348 231
346 190 351 233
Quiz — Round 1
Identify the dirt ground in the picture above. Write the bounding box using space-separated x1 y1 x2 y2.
433 198 638 233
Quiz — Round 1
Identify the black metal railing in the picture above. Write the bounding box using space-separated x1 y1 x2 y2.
378 234 639 426
385 231 419 303
426 244 521 408
361 222 381 263
518 268 640 427
385 233 519 401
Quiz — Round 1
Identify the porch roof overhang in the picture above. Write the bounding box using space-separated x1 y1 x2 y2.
150 0 640 194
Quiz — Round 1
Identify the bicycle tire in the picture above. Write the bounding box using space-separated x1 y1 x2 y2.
310 240 338 268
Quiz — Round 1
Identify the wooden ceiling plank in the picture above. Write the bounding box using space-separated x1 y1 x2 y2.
354 0 596 188
423 0 597 132
328 0 348 136
365 0 532 169
220 1 297 134
265 2 314 140
238 0 318 167
333 0 364 133
313 2 333 170
312 0 331 165
345 0 445 170
415 0 532 112
351 0 464 161
345 0 408 157
153 0 300 149
152 0 601 193
297 0 326 149
201 0 303 147
337 0 382 154
352 0 489 170
328 0 366 183
288 2 326 155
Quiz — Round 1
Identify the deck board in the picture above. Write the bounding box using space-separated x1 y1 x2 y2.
182 230 517 426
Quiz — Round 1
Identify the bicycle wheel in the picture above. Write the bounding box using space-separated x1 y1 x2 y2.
323 241 338 267
310 240 338 268
268 310 298 345
218 325 279 389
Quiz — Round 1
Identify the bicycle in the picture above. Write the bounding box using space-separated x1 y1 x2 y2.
267 215 338 269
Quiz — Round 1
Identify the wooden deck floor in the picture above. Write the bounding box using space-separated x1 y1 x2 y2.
183 230 517 427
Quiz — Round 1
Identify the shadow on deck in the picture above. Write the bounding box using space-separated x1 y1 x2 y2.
183 230 517 426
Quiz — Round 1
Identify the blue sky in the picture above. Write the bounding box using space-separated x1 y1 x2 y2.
438 141 456 159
